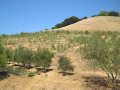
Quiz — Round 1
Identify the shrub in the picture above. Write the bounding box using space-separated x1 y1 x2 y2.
58 56 74 74
14 47 23 65
14 47 33 67
80 33 120 83
0 42 7 71
34 48 54 71
28 72 35 77
5 48 14 63
22 48 33 68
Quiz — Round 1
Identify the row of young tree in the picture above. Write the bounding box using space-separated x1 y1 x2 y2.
0 43 74 75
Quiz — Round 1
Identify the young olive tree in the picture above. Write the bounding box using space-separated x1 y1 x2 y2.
14 47 33 67
58 56 74 75
80 34 120 83
34 48 54 72
0 42 7 71
14 47 22 65
5 48 14 64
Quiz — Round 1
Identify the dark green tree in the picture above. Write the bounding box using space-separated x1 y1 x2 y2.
81 16 88 20
52 16 80 29
98 11 119 16
52 23 61 29
108 11 119 16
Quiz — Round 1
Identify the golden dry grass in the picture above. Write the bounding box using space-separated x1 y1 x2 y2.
0 16 120 90
57 16 120 32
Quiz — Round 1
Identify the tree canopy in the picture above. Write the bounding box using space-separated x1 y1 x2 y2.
52 16 80 29
98 11 119 16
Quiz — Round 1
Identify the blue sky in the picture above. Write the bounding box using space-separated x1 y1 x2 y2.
0 0 120 34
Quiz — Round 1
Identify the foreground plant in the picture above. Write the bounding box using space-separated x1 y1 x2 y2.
58 56 74 75
34 48 54 72
80 33 120 83
14 46 33 68
0 42 7 71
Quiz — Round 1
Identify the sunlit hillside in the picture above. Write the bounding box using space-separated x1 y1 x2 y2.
0 29 120 90
57 16 120 32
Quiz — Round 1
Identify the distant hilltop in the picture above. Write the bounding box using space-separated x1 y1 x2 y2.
56 16 120 32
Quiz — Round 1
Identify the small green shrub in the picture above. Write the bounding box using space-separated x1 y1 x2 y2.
28 72 35 77
58 56 74 74
34 48 54 71
14 47 33 67
5 48 14 63
0 42 7 71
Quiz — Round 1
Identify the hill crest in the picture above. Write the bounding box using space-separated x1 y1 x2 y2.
56 16 120 32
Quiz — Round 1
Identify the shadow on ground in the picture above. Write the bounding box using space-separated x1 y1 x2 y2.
82 75 120 90
59 72 74 76
0 72 10 81
36 67 53 73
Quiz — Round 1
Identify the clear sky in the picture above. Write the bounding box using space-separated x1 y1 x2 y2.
0 0 120 34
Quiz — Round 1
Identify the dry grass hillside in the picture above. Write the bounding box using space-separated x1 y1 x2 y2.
0 16 120 90
57 16 120 32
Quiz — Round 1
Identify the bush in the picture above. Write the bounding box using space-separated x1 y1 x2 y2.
58 56 74 74
80 33 120 83
5 48 14 63
14 47 33 67
28 72 35 77
0 42 7 71
34 48 54 71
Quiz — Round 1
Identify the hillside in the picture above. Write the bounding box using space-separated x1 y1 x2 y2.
0 17 120 90
0 31 120 90
56 16 120 32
